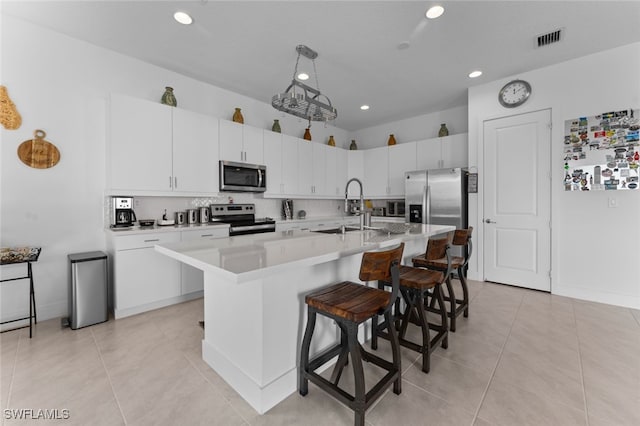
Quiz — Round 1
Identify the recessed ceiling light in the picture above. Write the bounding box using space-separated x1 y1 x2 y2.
297 72 309 81
425 5 444 19
174 11 193 25
360 105 370 111
468 70 483 78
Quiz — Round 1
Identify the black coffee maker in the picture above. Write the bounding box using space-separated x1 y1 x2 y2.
111 196 137 228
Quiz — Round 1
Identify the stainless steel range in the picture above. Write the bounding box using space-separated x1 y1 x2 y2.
209 204 275 236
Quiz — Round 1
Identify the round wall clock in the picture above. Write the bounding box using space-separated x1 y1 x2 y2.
498 79 532 108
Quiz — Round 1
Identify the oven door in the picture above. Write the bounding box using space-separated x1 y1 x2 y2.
219 160 266 192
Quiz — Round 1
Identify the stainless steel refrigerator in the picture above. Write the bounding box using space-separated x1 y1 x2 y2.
405 168 468 253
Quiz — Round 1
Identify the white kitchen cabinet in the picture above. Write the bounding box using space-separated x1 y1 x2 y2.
112 232 181 318
311 143 327 196
219 120 264 164
109 94 219 194
364 146 389 197
172 108 219 193
347 150 364 198
281 135 299 195
416 133 468 170
388 142 417 197
263 130 283 195
180 227 229 294
109 94 173 192
297 139 313 195
326 146 347 198
441 133 468 168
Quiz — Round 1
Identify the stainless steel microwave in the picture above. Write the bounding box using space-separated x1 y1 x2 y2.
219 161 266 192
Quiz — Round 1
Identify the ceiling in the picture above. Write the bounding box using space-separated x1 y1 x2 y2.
4 1 640 131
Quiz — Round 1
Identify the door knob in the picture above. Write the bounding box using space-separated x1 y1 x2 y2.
485 219 496 224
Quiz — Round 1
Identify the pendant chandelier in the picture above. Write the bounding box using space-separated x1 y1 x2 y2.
272 45 337 122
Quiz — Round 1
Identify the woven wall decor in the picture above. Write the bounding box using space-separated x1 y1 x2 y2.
17 130 60 169
0 85 22 130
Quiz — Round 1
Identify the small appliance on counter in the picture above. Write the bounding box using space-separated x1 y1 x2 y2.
175 211 186 225
158 209 175 226
199 207 210 224
297 210 306 219
110 196 137 228
372 207 386 217
346 199 360 215
386 200 405 217
187 209 198 224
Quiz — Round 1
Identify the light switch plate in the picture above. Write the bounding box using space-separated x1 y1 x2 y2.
608 197 618 208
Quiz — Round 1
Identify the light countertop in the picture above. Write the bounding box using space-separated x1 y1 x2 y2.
156 224 453 283
107 222 229 236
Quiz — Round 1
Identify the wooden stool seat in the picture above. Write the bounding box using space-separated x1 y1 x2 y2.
397 265 444 290
413 228 473 332
300 244 404 426
373 238 450 373
305 281 392 323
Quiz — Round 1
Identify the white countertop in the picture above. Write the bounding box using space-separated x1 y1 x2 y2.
156 223 453 283
275 215 403 224
107 222 230 236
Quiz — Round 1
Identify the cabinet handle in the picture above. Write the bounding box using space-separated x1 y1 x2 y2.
201 234 213 237
144 239 160 243
174 176 178 189
169 176 172 188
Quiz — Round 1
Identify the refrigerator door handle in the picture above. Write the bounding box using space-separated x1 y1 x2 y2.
425 185 430 224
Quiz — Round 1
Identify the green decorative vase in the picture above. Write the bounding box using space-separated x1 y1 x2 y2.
438 123 449 137
349 139 358 150
161 87 177 107
271 119 281 133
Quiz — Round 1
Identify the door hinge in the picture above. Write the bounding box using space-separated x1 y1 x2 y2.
547 122 553 129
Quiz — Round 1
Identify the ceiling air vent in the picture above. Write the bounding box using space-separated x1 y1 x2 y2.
536 28 563 47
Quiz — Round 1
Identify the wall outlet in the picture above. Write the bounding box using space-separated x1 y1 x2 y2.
608 197 618 208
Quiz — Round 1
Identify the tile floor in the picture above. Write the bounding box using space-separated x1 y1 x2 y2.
1 280 639 425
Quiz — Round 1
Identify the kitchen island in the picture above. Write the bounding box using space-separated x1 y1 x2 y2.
155 223 453 414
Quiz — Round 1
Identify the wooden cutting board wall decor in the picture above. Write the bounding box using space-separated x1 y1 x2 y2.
17 130 61 169
0 85 22 130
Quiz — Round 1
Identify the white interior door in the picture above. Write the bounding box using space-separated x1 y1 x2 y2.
483 109 551 291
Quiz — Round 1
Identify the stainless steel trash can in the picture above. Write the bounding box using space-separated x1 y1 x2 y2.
68 251 108 329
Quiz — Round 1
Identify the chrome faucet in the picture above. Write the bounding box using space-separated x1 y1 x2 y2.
345 178 365 230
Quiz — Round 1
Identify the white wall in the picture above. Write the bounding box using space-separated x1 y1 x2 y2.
468 42 640 309
351 105 468 149
0 14 351 323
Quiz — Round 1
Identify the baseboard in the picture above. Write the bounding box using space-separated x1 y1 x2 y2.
114 291 203 319
552 285 639 310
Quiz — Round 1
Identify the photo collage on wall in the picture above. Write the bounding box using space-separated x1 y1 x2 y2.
564 108 639 191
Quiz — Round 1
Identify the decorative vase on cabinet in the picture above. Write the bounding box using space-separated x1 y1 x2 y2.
271 119 281 133
233 108 244 124
438 123 449 137
350 139 358 150
327 135 336 146
387 134 397 146
161 87 177 107
303 128 312 141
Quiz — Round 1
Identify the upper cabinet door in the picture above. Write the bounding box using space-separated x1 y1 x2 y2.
440 133 468 168
109 94 172 191
416 138 443 170
281 134 299 195
312 143 327 196
347 151 364 198
172 108 219 193
364 146 389 197
334 148 348 198
297 140 313 195
218 120 243 162
242 125 264 165
388 142 417 197
263 130 283 195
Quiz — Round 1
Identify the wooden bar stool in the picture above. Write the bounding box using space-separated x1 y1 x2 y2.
299 243 404 426
373 237 451 373
413 227 473 332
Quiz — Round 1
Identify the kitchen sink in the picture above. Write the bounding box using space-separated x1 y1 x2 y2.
311 227 361 234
